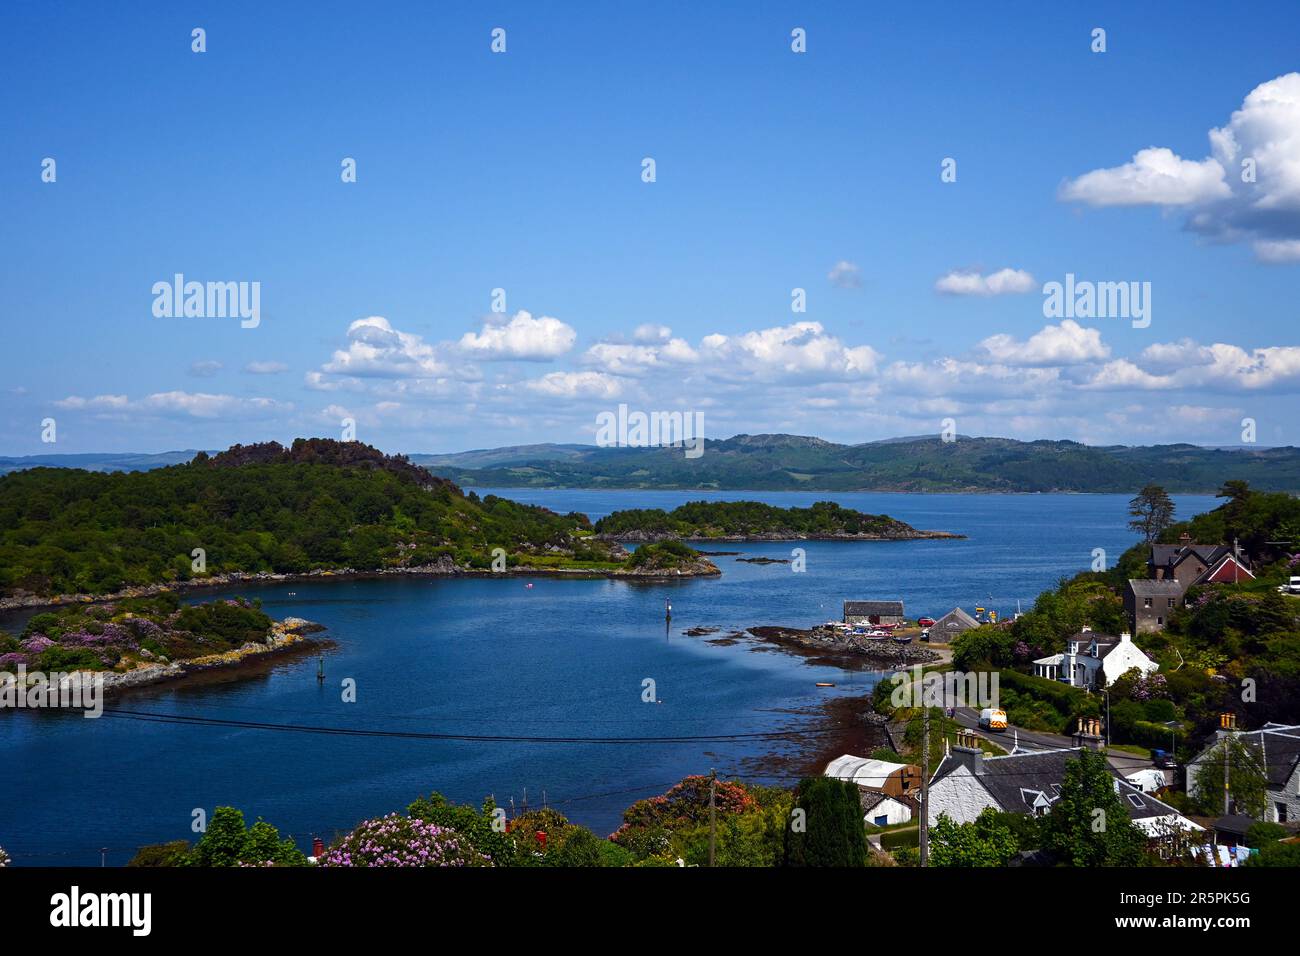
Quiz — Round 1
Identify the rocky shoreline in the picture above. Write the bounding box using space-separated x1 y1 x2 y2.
0 556 720 613
598 529 963 543
746 625 941 667
4 617 327 697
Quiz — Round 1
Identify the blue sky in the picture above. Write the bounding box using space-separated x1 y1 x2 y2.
2 1 1299 455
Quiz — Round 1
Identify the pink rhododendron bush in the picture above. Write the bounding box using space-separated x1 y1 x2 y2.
319 813 492 867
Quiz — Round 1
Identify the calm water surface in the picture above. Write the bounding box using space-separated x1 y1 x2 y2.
0 491 1212 865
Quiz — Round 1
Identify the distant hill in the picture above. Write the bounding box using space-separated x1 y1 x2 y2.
0 450 204 475
413 434 1300 493
7 435 1300 493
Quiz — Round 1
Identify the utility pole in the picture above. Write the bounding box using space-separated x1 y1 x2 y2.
100 847 107 868
708 769 717 868
919 709 929 867
1224 735 1231 816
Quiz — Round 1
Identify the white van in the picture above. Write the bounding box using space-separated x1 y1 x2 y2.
978 708 1008 731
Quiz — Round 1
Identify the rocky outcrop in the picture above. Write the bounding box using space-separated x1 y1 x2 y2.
33 618 325 697
747 626 941 666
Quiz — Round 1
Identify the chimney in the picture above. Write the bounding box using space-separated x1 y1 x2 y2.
951 732 984 774
1119 631 1132 643
1073 716 1104 751
1179 532 1191 546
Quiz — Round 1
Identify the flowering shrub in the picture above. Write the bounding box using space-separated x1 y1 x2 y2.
319 814 492 867
0 846 9 867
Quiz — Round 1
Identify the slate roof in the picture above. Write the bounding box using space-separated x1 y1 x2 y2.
931 747 1189 825
859 790 918 814
1207 724 1300 790
844 600 904 617
1128 578 1189 597
1063 631 1120 657
931 607 979 633
1151 543 1223 569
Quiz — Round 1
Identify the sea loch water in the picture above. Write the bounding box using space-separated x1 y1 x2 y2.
0 491 1213 865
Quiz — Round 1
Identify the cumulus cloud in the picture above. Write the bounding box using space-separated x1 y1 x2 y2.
704 322 880 378
1059 147 1229 207
524 371 623 399
633 323 672 343
935 268 1037 296
324 316 449 378
1085 341 1300 391
1059 73 1300 261
978 320 1110 367
55 391 290 419
458 310 577 360
827 260 863 288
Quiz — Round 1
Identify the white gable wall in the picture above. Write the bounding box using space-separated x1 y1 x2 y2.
926 764 998 827
1102 637 1159 686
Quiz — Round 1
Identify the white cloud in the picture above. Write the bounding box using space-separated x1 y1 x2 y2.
935 267 1037 296
524 371 623 399
706 322 880 379
1085 341 1300 391
458 310 576 360
1059 73 1300 260
1059 147 1229 207
633 323 672 343
188 360 223 378
324 316 448 378
1254 239 1300 263
978 320 1110 367
827 260 863 288
244 360 289 374
55 391 290 419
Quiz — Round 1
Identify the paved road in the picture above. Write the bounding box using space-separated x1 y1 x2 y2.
951 707 1155 774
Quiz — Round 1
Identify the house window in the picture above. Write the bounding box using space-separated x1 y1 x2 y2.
1144 598 1152 608
1127 794 1145 809
1279 803 1289 824
1157 617 1164 625
1168 599 1176 608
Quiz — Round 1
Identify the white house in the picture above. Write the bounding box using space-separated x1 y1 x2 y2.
860 791 915 827
1032 629 1157 689
927 732 1200 841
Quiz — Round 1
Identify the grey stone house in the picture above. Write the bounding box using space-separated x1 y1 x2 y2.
844 600 904 627
1185 723 1300 825
1125 579 1187 633
925 606 979 643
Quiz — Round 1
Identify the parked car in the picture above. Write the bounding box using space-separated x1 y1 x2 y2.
1277 576 1300 595
917 617 936 627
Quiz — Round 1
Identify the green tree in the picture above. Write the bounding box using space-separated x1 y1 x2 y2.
783 777 866 867
1191 736 1268 818
185 806 306 867
930 808 1020 866
1128 485 1176 543
1040 749 1147 866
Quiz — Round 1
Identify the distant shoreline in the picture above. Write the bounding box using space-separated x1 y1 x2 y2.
0 562 727 615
